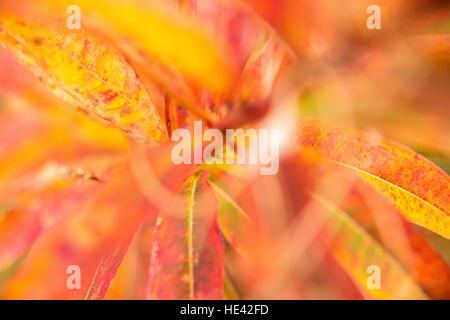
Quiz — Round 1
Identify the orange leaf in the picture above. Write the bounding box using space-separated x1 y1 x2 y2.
1 163 151 299
297 120 450 238
347 182 450 299
209 175 255 259
85 202 149 300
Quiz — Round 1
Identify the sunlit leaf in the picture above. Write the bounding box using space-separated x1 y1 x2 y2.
0 12 168 143
210 177 254 259
345 183 450 299
148 170 223 299
0 0 238 95
298 120 450 238
312 193 428 300
1 164 151 299
85 202 149 300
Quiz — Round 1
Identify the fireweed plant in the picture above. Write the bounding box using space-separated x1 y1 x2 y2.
0 0 449 300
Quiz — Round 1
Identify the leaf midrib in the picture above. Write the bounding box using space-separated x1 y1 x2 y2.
187 175 199 300
328 159 447 216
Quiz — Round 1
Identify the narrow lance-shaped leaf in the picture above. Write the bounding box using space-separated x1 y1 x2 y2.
346 182 450 299
0 81 128 273
279 151 449 298
0 12 168 144
148 170 223 300
0 161 113 272
297 120 450 238
312 194 428 300
84 202 149 300
210 179 254 259
0 164 150 299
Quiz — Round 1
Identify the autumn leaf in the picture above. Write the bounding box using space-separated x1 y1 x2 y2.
0 0 448 301
345 182 450 299
312 193 428 300
0 84 129 274
209 175 255 260
0 12 168 144
297 120 450 239
299 158 450 299
85 201 150 300
0 0 238 95
0 163 151 299
148 170 223 299
0 162 106 273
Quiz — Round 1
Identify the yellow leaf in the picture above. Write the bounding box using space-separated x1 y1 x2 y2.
298 120 450 238
313 194 428 300
0 12 168 144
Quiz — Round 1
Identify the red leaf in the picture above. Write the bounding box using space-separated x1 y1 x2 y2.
147 170 223 299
